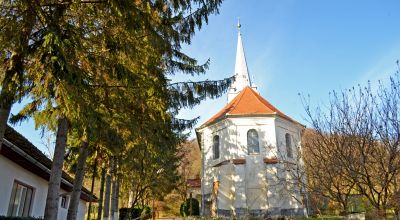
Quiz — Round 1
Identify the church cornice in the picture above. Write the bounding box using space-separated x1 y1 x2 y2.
263 157 278 164
211 158 247 168
197 112 303 130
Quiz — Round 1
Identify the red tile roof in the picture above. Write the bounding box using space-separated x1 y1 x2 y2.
187 178 201 188
202 86 301 127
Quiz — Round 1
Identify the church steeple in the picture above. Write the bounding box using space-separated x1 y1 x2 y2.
228 19 254 102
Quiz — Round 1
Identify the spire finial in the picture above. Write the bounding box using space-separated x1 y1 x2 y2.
228 17 252 102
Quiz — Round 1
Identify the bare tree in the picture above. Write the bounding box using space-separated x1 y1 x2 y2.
302 129 355 215
302 74 400 219
265 135 308 217
40 128 56 159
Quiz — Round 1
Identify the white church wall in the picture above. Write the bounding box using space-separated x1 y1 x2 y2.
200 117 278 212
245 156 267 210
202 117 278 166
274 118 305 211
230 117 277 158
216 163 234 213
200 119 234 198
202 120 235 164
232 164 246 212
275 118 302 161
265 165 280 208
199 116 307 217
265 163 300 211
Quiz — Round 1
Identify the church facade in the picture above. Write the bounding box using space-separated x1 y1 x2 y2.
195 25 308 218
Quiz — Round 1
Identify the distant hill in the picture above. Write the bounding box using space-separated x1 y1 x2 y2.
179 138 201 179
159 139 201 217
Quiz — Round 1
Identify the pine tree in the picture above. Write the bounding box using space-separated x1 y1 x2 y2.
0 1 36 144
5 1 232 219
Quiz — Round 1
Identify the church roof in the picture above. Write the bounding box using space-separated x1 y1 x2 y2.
201 86 302 127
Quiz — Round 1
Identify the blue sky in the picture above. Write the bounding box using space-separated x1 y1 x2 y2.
10 0 400 155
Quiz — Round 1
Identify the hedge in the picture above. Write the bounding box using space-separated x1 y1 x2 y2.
119 206 152 220
180 198 200 216
0 217 43 220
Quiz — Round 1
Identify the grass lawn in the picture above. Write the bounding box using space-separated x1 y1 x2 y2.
296 216 342 220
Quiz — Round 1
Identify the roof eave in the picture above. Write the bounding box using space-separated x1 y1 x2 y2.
2 126 98 202
197 113 304 128
275 114 305 128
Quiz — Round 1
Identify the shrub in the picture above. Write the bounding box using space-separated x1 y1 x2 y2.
180 198 200 216
119 206 152 220
0 217 43 220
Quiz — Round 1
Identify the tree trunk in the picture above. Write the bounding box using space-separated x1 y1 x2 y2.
111 159 119 220
67 141 89 220
111 172 119 220
44 116 69 220
372 208 387 220
103 161 112 220
87 157 97 220
341 202 348 216
97 163 106 220
116 177 119 219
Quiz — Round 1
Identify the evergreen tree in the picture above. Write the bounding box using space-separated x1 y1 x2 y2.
0 1 36 144
4 1 232 219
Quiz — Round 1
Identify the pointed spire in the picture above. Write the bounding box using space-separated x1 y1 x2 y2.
228 19 252 102
234 20 251 87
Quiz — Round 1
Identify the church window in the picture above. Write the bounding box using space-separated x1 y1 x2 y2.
285 133 293 158
247 129 260 154
213 135 220 159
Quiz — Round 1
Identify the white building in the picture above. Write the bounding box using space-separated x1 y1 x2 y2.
0 126 95 219
196 23 307 218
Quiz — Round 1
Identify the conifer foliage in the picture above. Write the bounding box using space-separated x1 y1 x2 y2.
1 0 230 219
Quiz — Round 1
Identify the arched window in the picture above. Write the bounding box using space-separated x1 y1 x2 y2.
213 135 220 159
285 133 293 158
247 129 260 154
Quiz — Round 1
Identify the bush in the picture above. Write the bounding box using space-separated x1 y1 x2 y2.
180 198 200 216
119 206 152 220
0 217 43 220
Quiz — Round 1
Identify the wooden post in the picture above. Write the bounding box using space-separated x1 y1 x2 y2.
152 198 155 220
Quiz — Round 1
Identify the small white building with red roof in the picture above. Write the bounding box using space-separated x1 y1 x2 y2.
196 22 307 218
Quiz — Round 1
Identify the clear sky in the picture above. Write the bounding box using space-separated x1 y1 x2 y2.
10 0 400 155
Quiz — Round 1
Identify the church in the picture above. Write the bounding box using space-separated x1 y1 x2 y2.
195 23 308 218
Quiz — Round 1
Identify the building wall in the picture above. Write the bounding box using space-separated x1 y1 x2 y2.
275 118 304 209
217 163 234 212
0 154 87 219
275 118 302 161
0 154 49 217
200 116 306 217
202 117 277 163
57 199 87 220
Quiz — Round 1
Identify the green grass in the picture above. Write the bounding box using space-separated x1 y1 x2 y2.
295 216 342 220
